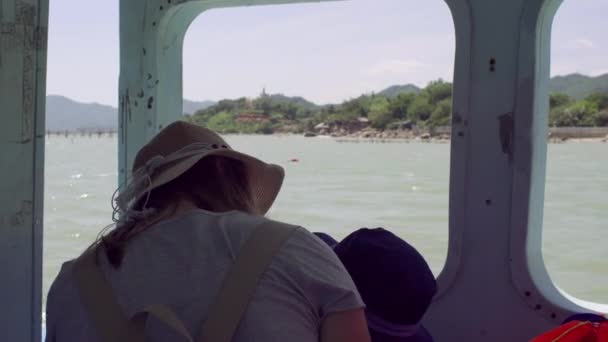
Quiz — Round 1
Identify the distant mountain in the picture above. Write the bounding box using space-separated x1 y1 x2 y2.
46 74 608 131
378 84 421 98
46 95 117 131
376 74 608 100
183 99 216 115
549 73 608 99
46 96 216 131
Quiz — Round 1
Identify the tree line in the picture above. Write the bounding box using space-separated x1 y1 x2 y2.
186 80 608 134
549 92 608 127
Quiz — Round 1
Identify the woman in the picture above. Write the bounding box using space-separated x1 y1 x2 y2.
46 121 370 342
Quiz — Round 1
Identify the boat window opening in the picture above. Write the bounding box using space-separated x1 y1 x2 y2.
542 0 608 304
42 0 456 317
43 0 120 313
183 0 455 276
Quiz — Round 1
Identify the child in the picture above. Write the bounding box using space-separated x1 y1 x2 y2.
315 228 437 341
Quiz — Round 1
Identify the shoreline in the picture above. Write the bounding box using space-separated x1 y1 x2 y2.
330 136 607 144
304 125 608 143
254 132 608 143
549 137 607 143
45 132 608 143
45 129 608 143
310 128 608 144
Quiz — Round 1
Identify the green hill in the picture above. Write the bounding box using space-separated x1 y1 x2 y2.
549 73 608 99
188 74 608 134
378 84 421 98
378 74 608 100
267 94 319 111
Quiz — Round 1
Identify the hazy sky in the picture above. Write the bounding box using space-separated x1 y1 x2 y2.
47 0 607 106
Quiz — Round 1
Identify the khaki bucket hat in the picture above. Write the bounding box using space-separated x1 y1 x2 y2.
118 121 284 216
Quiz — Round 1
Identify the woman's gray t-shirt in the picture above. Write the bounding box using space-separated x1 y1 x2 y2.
45 209 364 341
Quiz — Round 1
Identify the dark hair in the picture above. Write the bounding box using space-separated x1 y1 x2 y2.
100 156 256 268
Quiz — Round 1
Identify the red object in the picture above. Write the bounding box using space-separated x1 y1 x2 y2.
531 321 608 342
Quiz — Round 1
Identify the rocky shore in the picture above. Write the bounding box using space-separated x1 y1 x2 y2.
305 126 608 143
331 127 450 143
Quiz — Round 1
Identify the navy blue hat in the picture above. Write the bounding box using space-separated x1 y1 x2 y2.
314 232 338 248
332 228 437 342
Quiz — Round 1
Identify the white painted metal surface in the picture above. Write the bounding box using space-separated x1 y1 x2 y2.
429 0 567 340
0 0 48 341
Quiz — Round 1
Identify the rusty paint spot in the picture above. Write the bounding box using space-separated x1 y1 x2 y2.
489 57 496 72
120 89 132 127
8 201 33 228
452 112 462 124
35 27 48 50
21 23 37 144
498 113 514 161
1 23 18 55
1 23 16 34
8 138 32 144
147 97 154 109
16 2 36 26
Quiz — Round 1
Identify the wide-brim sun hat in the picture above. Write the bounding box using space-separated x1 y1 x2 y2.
114 121 284 219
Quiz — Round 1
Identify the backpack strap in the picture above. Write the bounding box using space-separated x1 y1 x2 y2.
197 220 297 342
131 304 194 341
72 247 146 342
72 219 296 342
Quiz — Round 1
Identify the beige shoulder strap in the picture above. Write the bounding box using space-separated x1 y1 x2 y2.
73 247 146 342
72 219 297 342
197 220 297 342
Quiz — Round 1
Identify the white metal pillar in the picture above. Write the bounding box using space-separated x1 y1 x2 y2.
425 0 589 340
118 0 343 183
0 0 48 341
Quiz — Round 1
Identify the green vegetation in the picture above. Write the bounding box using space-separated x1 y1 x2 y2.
549 92 608 127
186 77 608 135
186 93 317 134
187 80 455 134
